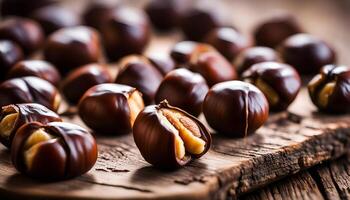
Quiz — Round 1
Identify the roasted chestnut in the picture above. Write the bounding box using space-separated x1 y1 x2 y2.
203 81 269 137
0 103 61 148
0 17 44 55
44 26 101 74
0 40 24 81
308 65 350 113
11 121 97 180
0 76 61 112
133 101 211 169
115 55 163 105
155 68 208 116
78 83 144 135
100 7 151 61
146 54 175 76
0 0 57 17
170 41 199 65
7 60 61 86
83 1 118 31
205 27 249 61
189 44 238 86
61 63 113 105
242 62 301 111
279 34 336 75
31 6 81 36
254 14 303 48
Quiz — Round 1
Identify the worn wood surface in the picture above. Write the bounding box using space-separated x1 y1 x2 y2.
1 0 350 199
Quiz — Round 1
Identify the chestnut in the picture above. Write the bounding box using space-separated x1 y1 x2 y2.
115 55 163 105
133 101 211 169
234 46 279 74
0 103 61 148
308 65 350 113
11 121 97 180
170 41 199 65
61 63 113 105
0 40 24 81
189 44 238 86
155 68 209 116
83 1 118 31
254 14 303 48
7 60 61 86
44 26 101 75
0 76 61 112
31 6 81 36
180 8 222 41
203 81 269 137
100 7 151 61
279 34 336 75
205 27 250 61
0 17 44 55
146 54 175 76
0 0 57 17
78 83 144 135
242 62 301 111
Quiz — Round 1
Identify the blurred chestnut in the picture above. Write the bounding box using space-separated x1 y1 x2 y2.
44 26 101 75
155 68 208 116
0 17 44 55
78 83 144 135
61 63 113 105
11 121 97 180
0 76 61 112
203 81 269 137
279 34 336 75
0 103 61 148
31 6 81 36
7 60 61 86
189 44 238 86
100 7 151 61
115 55 163 105
308 65 350 113
242 62 301 111
205 27 249 61
83 1 118 31
133 101 211 169
170 41 199 65
146 54 175 76
234 46 279 74
254 14 303 48
0 0 57 17
180 8 222 41
0 40 24 81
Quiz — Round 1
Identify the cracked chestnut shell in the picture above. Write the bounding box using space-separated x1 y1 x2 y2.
11 121 97 180
0 76 61 112
133 101 211 169
234 46 279 74
0 40 24 81
61 63 113 105
115 55 163 105
44 26 101 75
308 65 350 113
100 7 151 61
0 17 44 55
78 83 144 135
203 81 269 137
155 68 209 116
0 103 61 148
242 62 301 111
0 0 57 17
279 34 336 75
7 60 61 86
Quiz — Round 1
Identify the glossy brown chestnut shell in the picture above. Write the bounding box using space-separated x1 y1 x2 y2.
155 68 209 116
7 60 61 86
242 62 301 111
78 83 144 135
0 40 24 81
11 121 97 180
0 103 62 148
83 1 118 31
146 54 175 76
308 65 350 113
61 63 113 105
0 76 61 112
44 26 101 75
133 101 211 169
170 41 199 65
279 34 336 75
203 81 269 137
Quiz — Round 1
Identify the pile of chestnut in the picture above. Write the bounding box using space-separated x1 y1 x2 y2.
0 0 349 180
